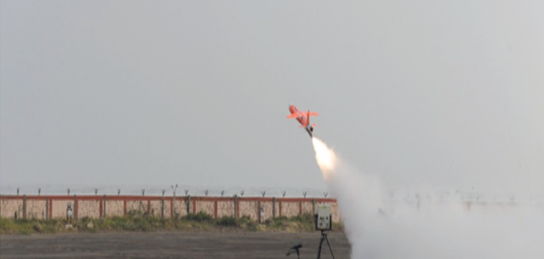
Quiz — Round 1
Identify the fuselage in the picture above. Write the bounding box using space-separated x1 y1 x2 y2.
289 105 309 127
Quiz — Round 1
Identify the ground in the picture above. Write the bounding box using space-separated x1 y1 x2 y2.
0 231 350 259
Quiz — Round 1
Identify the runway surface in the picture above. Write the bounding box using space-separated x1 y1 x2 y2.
0 231 350 258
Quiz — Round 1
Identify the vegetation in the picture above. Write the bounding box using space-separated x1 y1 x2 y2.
0 212 344 235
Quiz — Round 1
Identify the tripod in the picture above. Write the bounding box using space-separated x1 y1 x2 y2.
316 230 335 259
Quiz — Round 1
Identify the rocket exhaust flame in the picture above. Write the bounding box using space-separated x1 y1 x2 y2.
311 137 337 176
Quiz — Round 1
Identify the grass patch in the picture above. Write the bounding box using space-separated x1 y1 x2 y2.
0 218 67 235
216 216 239 227
182 211 214 222
0 212 343 235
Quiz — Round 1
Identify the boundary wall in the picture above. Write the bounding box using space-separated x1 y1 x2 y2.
0 195 341 223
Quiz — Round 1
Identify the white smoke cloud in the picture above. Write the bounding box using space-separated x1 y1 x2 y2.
312 138 544 259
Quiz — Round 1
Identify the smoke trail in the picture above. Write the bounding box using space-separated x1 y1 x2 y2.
311 137 544 259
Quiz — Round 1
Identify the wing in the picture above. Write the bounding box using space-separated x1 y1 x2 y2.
309 112 319 116
287 113 299 119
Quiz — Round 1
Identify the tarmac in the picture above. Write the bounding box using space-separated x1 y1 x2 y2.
0 231 350 259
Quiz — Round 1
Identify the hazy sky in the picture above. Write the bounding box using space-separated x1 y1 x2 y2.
1 1 543 192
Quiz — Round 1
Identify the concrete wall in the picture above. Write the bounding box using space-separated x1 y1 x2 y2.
217 200 234 217
105 200 124 217
262 201 274 221
0 196 341 222
25 200 46 220
78 200 100 219
330 202 342 222
2 195 537 224
52 199 70 219
1 199 23 218
173 199 188 218
126 200 148 215
279 201 299 218
239 200 259 220
163 200 172 218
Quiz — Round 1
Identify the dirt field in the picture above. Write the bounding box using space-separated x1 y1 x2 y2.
0 231 350 259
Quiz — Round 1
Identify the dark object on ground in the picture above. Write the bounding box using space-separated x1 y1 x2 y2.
287 243 302 259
